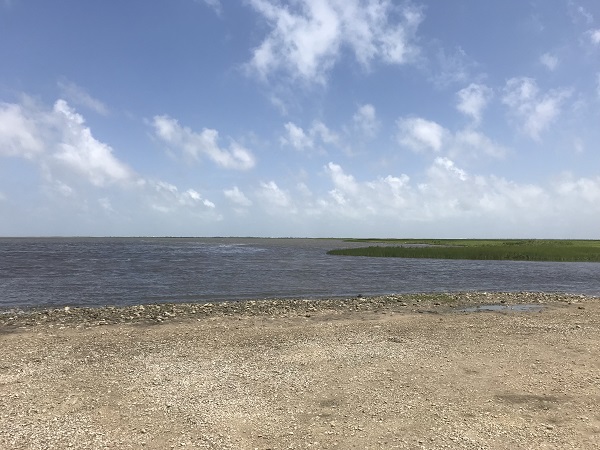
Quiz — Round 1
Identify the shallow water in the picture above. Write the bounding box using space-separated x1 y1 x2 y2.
457 304 544 313
1 237 599 309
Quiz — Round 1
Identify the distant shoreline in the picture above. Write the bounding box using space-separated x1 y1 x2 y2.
328 238 600 262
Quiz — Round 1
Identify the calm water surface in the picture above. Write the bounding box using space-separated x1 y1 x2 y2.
1 237 598 309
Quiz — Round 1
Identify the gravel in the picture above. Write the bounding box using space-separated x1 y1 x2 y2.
1 292 599 449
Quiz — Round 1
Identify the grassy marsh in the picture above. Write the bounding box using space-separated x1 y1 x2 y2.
327 239 600 262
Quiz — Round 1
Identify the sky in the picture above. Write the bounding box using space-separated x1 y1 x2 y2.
1 0 600 238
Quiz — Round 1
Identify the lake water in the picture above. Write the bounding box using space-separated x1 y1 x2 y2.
0 237 598 309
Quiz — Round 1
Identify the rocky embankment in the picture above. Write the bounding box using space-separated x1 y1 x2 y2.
1 291 594 329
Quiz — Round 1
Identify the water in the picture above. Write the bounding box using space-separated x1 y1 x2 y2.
457 304 544 313
1 237 599 309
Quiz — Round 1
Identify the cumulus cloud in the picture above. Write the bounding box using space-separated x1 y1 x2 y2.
324 162 412 215
325 170 412 218
396 114 506 160
502 77 571 141
315 159 555 225
52 100 134 186
152 115 255 170
257 180 292 210
241 158 600 236
0 101 45 158
311 120 339 145
555 175 600 204
280 120 338 151
456 83 493 124
57 80 109 115
0 97 134 186
150 181 215 212
0 96 224 232
281 122 314 150
396 117 448 153
246 0 423 84
326 162 359 199
224 186 252 207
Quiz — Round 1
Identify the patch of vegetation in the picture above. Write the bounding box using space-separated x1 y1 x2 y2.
328 239 600 262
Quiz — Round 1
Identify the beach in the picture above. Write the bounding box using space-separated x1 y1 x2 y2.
1 292 599 449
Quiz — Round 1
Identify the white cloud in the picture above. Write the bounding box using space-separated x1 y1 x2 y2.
281 122 314 150
426 156 468 182
315 159 556 226
311 120 338 145
152 115 256 170
280 120 339 151
323 162 413 216
0 97 134 186
327 161 359 195
0 101 45 158
57 80 109 115
555 175 600 204
502 77 571 141
353 103 379 137
502 77 538 106
396 117 448 153
246 0 423 84
53 100 134 186
540 53 559 71
150 181 215 212
257 180 292 210
185 188 216 208
247 0 340 84
0 96 225 232
396 114 506 160
224 186 252 207
456 83 493 124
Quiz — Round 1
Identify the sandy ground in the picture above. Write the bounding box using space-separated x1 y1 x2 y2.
1 293 599 449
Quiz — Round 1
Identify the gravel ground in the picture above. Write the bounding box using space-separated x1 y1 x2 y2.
1 292 599 449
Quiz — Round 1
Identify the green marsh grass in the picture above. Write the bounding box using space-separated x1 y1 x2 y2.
327 239 600 262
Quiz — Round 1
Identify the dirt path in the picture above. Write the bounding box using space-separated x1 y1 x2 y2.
1 293 599 449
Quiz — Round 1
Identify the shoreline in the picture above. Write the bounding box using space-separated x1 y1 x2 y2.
2 291 596 329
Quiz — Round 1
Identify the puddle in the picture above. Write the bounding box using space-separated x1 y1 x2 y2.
457 304 543 313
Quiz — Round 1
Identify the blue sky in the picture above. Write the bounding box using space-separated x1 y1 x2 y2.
1 0 600 237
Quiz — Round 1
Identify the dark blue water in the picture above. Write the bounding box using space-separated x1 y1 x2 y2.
0 237 598 309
